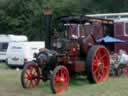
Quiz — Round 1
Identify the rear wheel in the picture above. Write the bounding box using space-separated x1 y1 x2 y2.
86 45 110 83
50 65 69 94
21 61 40 88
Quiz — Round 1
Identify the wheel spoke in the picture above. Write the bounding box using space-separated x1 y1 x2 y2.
100 54 107 61
60 69 63 77
55 76 60 82
24 73 29 79
24 75 29 79
93 66 99 74
29 67 33 76
97 71 103 80
93 60 98 66
95 55 99 63
25 79 30 85
104 66 108 70
30 80 34 88
25 70 30 76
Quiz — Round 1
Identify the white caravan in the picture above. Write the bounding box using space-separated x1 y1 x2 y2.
0 34 28 61
6 41 45 66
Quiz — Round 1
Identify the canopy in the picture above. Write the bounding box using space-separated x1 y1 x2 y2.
57 16 113 24
96 36 125 43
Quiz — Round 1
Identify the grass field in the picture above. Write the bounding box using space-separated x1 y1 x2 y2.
0 63 128 96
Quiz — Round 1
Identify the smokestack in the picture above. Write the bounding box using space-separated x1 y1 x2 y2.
43 8 53 49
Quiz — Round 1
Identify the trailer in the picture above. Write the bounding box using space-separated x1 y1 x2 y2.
0 34 28 62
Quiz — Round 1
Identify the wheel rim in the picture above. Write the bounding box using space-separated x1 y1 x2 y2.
23 64 40 88
53 67 69 93
92 48 110 83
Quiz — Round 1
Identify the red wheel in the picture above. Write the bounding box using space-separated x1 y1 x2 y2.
50 65 69 94
21 61 40 88
86 45 110 83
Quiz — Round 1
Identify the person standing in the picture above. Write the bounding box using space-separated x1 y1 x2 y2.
116 49 126 76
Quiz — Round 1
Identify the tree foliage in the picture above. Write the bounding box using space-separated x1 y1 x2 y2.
0 0 127 40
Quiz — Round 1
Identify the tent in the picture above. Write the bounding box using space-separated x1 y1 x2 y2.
96 36 125 43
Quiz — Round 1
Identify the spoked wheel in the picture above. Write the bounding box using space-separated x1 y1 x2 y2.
50 65 69 94
21 61 41 88
86 45 110 83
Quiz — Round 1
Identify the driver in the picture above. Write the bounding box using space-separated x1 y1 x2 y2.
51 32 62 51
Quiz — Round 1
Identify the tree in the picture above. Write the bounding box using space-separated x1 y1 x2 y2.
0 0 128 40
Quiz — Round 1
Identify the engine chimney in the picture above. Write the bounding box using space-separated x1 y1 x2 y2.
43 8 53 49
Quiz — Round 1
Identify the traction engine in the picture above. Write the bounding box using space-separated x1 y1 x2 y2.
21 16 113 94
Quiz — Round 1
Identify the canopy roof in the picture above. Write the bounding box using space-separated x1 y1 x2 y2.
58 16 113 24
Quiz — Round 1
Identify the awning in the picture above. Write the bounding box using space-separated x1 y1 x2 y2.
96 36 125 43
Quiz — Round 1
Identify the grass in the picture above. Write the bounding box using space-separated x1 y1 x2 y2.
0 63 128 96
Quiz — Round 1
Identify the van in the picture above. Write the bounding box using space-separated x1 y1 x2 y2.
0 34 28 62
6 41 45 66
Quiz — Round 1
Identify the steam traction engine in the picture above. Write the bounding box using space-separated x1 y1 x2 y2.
21 16 113 94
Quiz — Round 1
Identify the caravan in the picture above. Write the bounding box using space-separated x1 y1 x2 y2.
6 41 45 66
0 34 28 62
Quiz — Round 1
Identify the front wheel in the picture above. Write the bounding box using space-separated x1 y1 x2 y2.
86 45 110 83
50 65 69 94
21 61 40 88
